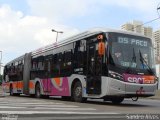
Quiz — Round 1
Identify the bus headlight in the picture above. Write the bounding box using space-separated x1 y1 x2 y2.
109 70 123 81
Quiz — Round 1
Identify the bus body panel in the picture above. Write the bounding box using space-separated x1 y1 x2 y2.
29 80 35 94
124 81 157 96
4 76 156 98
4 81 24 94
107 77 157 97
29 74 87 97
84 77 157 98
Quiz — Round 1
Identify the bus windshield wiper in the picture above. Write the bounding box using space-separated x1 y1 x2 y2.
125 48 136 73
109 50 115 66
139 50 154 75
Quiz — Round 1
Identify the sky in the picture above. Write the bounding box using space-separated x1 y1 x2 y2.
0 0 160 68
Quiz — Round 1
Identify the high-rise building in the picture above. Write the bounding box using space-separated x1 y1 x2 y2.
153 30 160 63
121 20 153 38
142 27 153 38
121 23 133 32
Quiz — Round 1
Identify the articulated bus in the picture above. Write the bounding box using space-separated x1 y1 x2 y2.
2 28 158 104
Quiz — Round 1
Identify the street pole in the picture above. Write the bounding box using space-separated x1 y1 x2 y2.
0 51 2 76
51 29 63 43
56 32 58 43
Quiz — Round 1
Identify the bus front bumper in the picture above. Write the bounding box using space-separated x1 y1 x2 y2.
107 78 157 98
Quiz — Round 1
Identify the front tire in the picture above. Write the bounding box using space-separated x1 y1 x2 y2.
72 81 87 102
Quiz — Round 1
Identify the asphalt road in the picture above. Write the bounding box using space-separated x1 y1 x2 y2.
0 95 160 120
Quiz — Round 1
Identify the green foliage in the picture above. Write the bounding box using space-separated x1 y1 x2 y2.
0 75 2 85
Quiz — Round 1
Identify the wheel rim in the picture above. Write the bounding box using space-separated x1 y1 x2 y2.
75 86 82 98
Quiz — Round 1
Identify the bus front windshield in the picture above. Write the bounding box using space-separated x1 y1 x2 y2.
108 33 155 75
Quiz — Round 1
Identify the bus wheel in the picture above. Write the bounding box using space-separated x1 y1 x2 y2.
42 95 49 99
72 81 87 102
62 96 71 101
35 83 41 98
10 85 13 96
111 97 124 104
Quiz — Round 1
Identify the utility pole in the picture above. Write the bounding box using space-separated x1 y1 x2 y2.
0 51 2 76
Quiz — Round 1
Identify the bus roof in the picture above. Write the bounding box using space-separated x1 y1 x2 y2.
6 55 24 66
6 28 151 65
32 28 150 56
58 27 150 45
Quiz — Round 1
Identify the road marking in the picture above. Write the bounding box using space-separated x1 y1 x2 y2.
33 107 96 110
0 106 26 109
0 97 119 115
0 104 79 108
13 102 64 105
0 111 119 115
21 116 125 120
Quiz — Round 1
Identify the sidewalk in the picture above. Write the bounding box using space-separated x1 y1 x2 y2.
0 85 5 97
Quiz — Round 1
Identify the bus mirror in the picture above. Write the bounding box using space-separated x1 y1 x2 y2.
98 42 105 56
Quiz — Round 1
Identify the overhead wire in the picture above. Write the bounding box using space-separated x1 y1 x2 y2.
157 2 160 17
125 3 160 31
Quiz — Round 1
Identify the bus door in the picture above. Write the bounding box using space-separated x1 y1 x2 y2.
86 39 102 95
44 56 52 93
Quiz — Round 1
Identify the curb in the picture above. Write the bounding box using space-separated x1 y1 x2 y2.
0 95 5 97
148 97 160 100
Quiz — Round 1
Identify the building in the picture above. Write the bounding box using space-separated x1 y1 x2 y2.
154 30 160 63
121 20 153 38
121 23 133 32
142 26 153 38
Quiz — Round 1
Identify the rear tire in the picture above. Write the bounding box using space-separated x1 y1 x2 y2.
111 97 124 104
10 85 13 96
35 83 41 98
30 94 35 98
10 85 20 96
62 96 71 101
72 81 87 102
42 95 49 99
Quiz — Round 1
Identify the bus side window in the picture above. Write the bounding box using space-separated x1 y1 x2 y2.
37 56 44 78
37 57 44 71
18 61 23 81
52 54 59 76
65 50 72 66
74 41 80 68
3 66 8 82
64 50 72 76
73 40 86 74
31 59 37 80
58 53 63 76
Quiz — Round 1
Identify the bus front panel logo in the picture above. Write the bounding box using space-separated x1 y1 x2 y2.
123 74 155 84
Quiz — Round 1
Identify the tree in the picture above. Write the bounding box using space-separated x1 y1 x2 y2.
0 75 2 85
